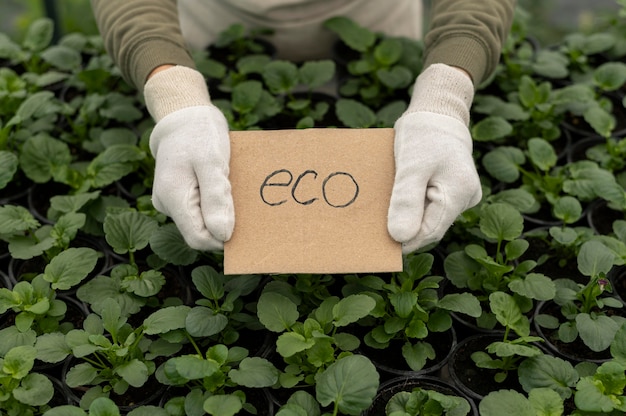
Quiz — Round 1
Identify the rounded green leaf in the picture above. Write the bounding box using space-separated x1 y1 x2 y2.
257 292 299 332
479 203 524 242
315 355 379 415
335 98 376 128
44 247 98 290
103 210 158 254
471 116 513 142
13 372 54 406
228 356 279 387
482 147 524 183
203 394 243 416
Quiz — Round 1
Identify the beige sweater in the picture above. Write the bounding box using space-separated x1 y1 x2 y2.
90 0 516 91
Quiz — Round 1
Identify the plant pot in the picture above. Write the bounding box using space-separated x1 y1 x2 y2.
0 269 11 289
609 265 626 305
586 198 623 236
362 375 479 416
357 327 457 382
533 300 620 364
447 333 527 402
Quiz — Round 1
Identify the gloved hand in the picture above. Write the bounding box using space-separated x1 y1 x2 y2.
388 63 482 254
144 65 234 251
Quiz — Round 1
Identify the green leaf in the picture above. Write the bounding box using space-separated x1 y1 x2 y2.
65 362 99 387
19 133 72 184
43 247 98 290
203 394 243 416
552 196 582 223
115 359 149 387
232 80 263 114
576 313 621 352
593 62 626 91
583 104 615 138
149 223 199 266
402 341 435 372
577 240 615 277
143 305 191 335
438 292 482 318
229 357 279 387
373 38 403 65
103 210 158 255
508 273 556 301
479 203 524 242
0 150 18 189
276 332 315 357
41 44 82 71
471 116 513 142
333 294 375 326
0 204 39 234
518 354 578 400
376 66 413 89
482 147 525 183
323 16 376 52
42 406 87 416
335 98 376 128
263 60 299 94
299 60 336 90
315 355 379 415
3 345 37 378
88 397 122 416
478 390 535 416
257 292 299 332
489 291 529 336
185 306 228 337
13 372 54 406
23 18 54 52
527 138 557 171
35 332 72 363
191 265 225 300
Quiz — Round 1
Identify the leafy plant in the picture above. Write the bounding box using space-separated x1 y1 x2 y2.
157 343 279 416
76 210 166 317
261 59 336 128
183 265 263 347
535 239 626 353
35 299 188 409
256 289 375 389
43 396 169 416
478 388 565 416
343 252 481 372
481 138 624 219
210 23 274 65
470 291 544 383
383 385 472 416
0 345 56 416
213 79 281 130
443 202 556 329
324 16 422 109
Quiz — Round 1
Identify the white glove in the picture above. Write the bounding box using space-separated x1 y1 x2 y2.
144 66 234 251
388 63 482 254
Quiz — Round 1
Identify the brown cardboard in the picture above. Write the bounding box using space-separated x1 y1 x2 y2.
224 128 402 275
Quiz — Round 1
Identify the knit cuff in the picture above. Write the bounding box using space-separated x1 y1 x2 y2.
406 63 474 126
143 65 212 122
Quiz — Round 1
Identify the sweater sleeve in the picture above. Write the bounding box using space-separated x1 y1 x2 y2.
423 0 516 87
90 0 196 92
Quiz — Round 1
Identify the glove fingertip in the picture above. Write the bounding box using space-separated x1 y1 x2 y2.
387 215 420 244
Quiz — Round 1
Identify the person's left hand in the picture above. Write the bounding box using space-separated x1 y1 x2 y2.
388 63 482 254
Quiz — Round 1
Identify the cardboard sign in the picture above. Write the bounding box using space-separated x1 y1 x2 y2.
224 128 402 275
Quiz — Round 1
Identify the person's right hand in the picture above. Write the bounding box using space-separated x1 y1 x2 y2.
144 65 234 251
